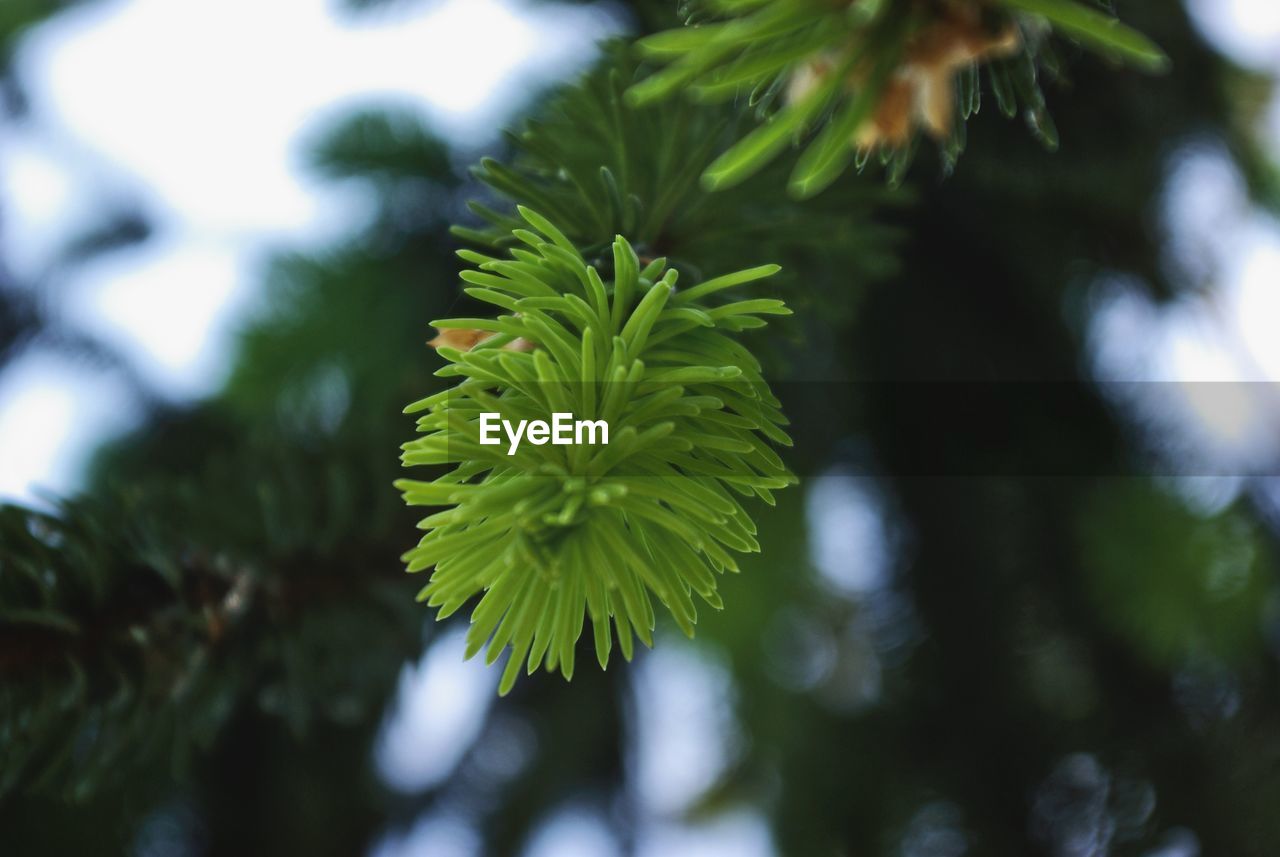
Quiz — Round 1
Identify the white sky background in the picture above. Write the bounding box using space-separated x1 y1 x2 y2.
0 0 621 503
1086 2 1280 503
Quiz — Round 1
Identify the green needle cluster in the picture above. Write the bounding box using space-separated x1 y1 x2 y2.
398 207 796 694
629 0 1168 194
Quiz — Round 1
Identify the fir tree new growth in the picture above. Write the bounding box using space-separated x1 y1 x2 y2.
629 0 1169 193
398 207 794 694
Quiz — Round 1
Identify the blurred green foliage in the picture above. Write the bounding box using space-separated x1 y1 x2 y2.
0 0 75 66
461 47 902 334
1079 482 1271 668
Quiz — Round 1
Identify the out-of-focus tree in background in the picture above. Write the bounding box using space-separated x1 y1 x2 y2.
2 1 1280 855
